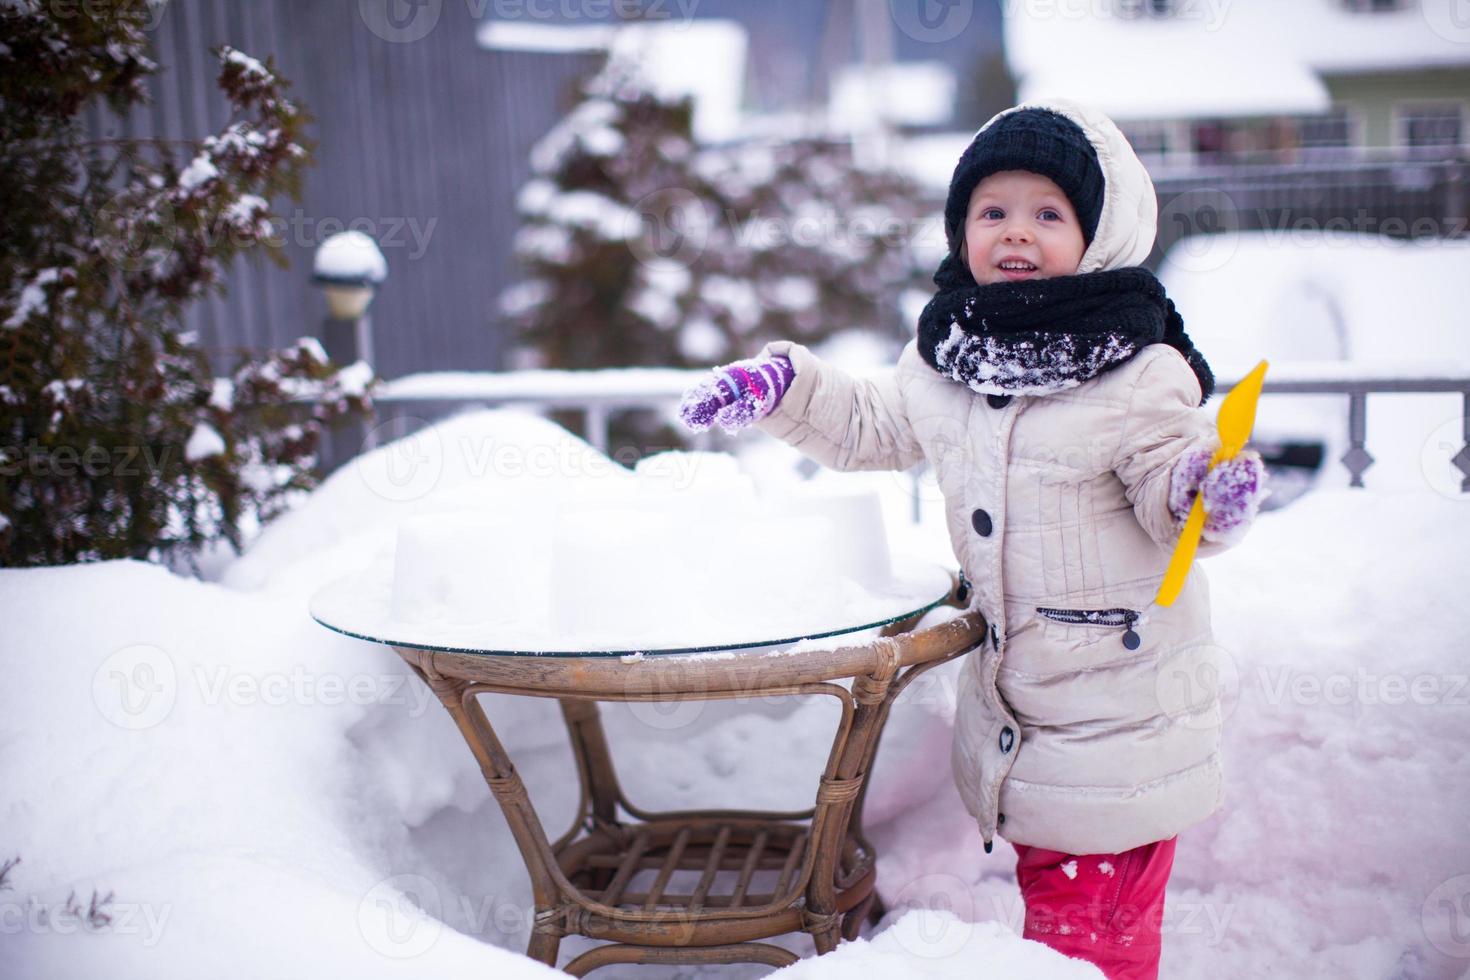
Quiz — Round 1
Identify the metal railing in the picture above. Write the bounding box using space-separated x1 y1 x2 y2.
358 363 1470 521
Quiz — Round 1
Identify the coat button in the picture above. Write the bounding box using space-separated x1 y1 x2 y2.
998 812 1006 825
986 393 1012 409
990 623 1000 650
999 726 1015 753
971 508 992 536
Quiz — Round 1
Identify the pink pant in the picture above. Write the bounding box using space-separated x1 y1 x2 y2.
1011 836 1178 980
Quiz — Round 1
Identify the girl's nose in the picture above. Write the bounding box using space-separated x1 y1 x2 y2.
1003 224 1033 244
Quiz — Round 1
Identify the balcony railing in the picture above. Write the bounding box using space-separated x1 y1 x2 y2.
349 363 1470 523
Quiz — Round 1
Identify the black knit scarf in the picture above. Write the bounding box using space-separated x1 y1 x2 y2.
916 255 1215 405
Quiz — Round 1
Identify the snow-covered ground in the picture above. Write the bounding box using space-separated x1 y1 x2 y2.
3 408 1469 979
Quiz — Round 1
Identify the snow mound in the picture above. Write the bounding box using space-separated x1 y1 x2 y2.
3 407 1467 978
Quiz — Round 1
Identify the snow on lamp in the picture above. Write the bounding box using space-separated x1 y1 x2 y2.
312 230 387 321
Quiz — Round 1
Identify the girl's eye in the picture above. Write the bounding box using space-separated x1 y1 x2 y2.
981 208 1004 220
1040 209 1062 221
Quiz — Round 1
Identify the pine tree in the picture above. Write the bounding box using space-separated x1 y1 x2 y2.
0 2 373 569
501 56 934 375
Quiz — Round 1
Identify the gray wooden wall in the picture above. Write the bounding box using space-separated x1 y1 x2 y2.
84 0 599 379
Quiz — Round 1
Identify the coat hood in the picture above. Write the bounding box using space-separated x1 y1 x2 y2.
969 98 1159 274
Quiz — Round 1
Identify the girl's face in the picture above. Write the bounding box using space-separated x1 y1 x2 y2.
961 170 1087 285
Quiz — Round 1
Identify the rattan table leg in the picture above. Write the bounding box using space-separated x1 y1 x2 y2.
404 658 568 967
560 699 623 831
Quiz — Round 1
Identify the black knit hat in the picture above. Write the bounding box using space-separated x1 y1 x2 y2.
943 107 1106 257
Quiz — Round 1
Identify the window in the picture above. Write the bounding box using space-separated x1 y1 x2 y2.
1120 121 1169 159
1396 102 1464 149
1297 107 1360 158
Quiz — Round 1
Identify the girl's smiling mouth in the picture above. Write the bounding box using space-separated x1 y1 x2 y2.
997 258 1039 279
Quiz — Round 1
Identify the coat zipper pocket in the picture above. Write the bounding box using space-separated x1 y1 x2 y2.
1034 606 1142 650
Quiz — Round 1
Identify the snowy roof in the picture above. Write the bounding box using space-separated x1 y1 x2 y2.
1005 0 1470 121
894 131 978 190
828 61 958 131
478 20 748 143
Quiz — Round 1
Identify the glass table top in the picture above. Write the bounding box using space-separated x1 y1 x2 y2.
308 557 954 658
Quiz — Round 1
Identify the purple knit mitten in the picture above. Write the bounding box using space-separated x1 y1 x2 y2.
679 355 796 435
1168 447 1271 544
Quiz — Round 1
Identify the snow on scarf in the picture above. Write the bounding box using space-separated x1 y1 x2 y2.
916 254 1215 405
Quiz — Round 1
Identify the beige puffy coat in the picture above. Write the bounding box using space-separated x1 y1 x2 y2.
753 99 1240 856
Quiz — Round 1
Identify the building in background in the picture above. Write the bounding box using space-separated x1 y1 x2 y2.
1005 0 1470 168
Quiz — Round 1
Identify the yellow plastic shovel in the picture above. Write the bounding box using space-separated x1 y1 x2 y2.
1154 359 1270 608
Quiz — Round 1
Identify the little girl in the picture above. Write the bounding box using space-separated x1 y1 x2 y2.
679 99 1269 980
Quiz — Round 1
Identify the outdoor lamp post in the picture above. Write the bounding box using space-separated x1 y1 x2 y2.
312 230 388 470
312 230 387 368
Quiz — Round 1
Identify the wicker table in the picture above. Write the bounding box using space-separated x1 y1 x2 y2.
311 571 984 975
